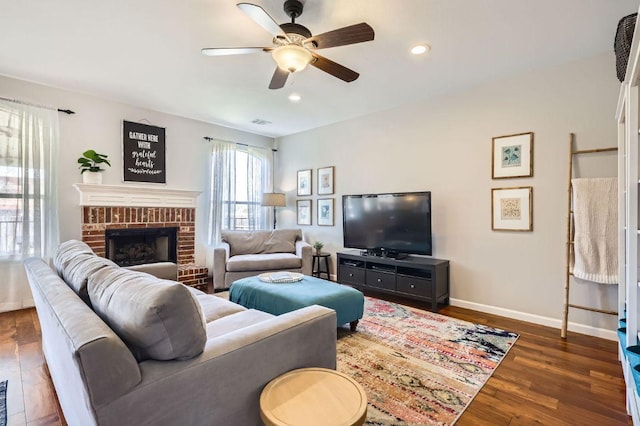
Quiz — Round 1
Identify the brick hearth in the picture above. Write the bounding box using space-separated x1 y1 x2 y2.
81 206 208 290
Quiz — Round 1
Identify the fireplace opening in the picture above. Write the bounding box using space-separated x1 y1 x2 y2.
105 227 177 267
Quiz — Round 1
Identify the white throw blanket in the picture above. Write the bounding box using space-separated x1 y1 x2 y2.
571 177 617 284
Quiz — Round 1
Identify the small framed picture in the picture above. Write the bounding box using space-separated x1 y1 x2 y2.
317 166 335 195
297 199 312 225
297 169 312 196
317 198 334 226
492 132 533 179
491 186 533 231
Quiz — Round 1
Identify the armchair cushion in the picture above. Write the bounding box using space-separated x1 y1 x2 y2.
222 229 301 256
88 266 207 362
226 253 302 272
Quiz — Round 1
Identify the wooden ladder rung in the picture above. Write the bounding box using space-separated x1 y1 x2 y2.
572 147 618 155
567 303 617 315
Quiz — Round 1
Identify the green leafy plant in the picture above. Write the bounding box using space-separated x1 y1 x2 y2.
313 241 324 251
77 149 111 174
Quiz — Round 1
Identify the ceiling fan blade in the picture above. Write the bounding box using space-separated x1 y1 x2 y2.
201 47 270 56
311 53 359 82
269 67 289 90
237 3 290 42
306 23 374 49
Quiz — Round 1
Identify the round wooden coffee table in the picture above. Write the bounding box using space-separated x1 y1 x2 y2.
260 367 367 426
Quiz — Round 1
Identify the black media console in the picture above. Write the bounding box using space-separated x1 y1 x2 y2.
337 250 450 312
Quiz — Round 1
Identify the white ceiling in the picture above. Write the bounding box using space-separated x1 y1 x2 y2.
0 0 637 138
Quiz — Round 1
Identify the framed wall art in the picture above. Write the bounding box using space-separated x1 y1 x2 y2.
317 198 334 226
123 120 166 183
297 199 312 225
317 166 334 195
491 186 533 231
297 169 312 196
491 132 533 179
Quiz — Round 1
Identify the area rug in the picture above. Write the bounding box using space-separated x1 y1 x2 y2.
0 380 7 426
337 298 518 425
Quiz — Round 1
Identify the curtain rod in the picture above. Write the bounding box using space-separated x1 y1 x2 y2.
0 96 75 115
203 136 276 151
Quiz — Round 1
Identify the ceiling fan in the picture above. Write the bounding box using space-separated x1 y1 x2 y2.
201 0 375 89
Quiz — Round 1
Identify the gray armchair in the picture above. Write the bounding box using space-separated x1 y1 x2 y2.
213 229 312 290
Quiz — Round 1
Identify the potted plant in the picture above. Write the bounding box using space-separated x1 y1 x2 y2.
78 149 111 184
313 241 324 255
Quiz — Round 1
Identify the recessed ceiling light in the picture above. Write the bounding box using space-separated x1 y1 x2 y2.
288 93 302 103
411 44 430 55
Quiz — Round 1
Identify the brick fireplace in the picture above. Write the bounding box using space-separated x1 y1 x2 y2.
75 184 208 289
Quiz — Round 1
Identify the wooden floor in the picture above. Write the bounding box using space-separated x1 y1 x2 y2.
0 296 631 425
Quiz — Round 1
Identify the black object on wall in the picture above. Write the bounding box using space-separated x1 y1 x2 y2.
615 13 637 82
123 120 166 183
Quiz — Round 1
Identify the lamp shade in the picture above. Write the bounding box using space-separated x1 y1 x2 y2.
271 45 313 73
261 192 286 207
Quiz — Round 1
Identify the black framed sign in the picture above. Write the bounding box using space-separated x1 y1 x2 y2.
123 120 166 183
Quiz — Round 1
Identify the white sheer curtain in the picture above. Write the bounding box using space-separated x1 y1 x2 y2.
207 141 272 244
0 99 59 312
246 145 272 230
208 140 235 244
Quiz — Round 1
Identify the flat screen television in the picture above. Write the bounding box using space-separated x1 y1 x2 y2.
342 191 432 257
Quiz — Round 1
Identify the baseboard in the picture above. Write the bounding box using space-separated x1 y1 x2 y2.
0 298 34 314
450 298 616 341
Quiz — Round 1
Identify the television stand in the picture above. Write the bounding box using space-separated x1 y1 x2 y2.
337 250 449 312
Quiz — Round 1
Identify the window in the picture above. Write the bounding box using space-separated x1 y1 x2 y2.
0 100 59 260
221 150 261 230
208 142 272 244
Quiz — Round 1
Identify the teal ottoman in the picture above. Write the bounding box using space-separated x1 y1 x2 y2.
230 275 364 331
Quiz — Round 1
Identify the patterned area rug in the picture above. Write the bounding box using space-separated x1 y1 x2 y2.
0 380 6 426
337 298 518 425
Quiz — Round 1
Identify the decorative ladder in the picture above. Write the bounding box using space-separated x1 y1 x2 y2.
561 133 618 338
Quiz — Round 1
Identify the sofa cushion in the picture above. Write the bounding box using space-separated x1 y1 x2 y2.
54 240 118 304
53 239 95 274
88 266 207 361
226 253 302 272
205 309 275 339
186 287 246 322
222 229 301 256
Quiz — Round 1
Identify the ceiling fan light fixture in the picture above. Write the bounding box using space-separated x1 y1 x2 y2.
272 44 313 73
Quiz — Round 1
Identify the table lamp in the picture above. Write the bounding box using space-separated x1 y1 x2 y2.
261 192 286 229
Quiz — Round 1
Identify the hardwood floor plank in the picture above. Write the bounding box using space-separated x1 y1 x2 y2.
20 341 59 424
15 309 38 346
483 377 559 410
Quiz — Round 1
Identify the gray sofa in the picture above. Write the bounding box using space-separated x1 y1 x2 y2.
24 240 337 426
213 229 312 290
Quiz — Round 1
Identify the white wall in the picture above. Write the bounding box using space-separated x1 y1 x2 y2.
276 52 620 338
0 75 274 311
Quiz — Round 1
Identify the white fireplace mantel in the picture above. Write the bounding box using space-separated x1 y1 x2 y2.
73 183 202 208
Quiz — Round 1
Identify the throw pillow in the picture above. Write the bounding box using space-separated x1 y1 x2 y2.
88 266 207 361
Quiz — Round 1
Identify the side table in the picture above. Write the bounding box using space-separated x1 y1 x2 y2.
260 367 367 426
312 252 331 280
